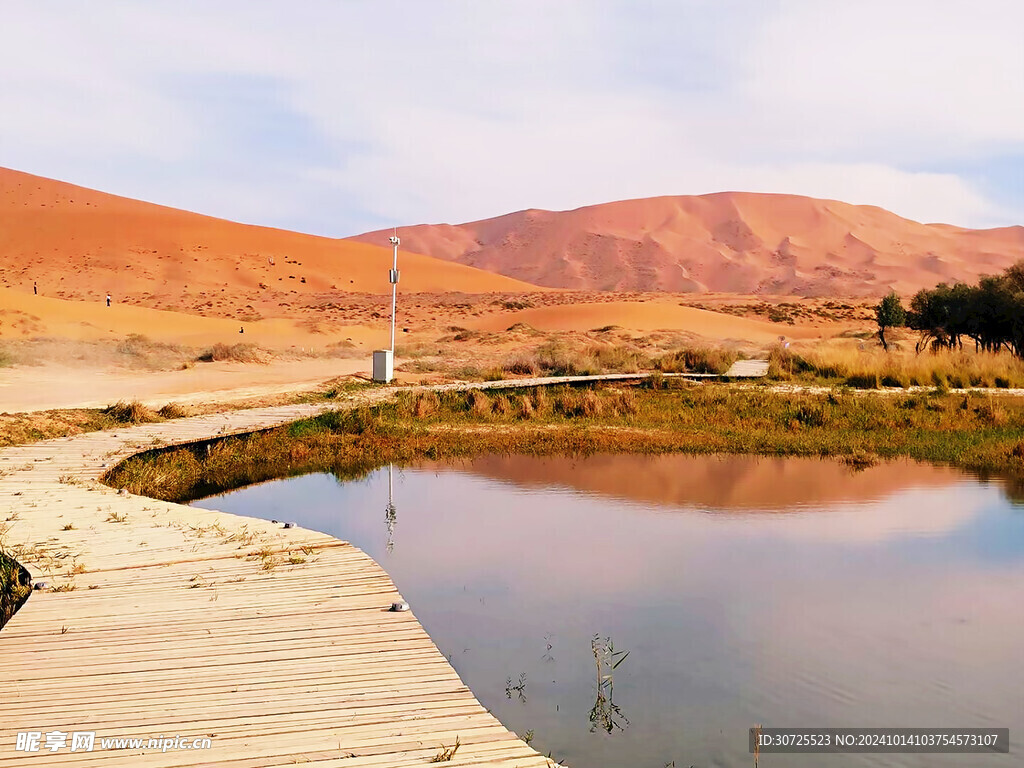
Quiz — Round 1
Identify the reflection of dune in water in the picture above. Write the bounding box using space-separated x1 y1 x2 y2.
413 454 1002 545
417 453 972 512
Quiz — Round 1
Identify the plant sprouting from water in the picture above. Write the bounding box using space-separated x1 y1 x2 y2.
589 634 630 734
505 672 527 702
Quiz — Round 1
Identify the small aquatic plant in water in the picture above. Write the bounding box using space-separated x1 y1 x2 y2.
589 634 630 733
505 672 527 702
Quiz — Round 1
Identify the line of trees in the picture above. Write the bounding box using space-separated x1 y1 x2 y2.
876 261 1024 356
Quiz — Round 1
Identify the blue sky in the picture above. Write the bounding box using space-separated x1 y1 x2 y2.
1 1 1021 236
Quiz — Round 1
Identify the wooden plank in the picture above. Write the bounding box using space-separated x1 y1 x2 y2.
0 397 559 766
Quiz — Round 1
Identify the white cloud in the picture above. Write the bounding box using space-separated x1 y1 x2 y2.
0 1 1020 234
740 0 1024 161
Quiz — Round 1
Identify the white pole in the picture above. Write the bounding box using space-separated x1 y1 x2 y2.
390 241 397 353
389 231 400 354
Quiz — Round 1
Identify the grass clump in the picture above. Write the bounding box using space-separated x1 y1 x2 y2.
114 334 188 369
157 402 190 419
102 400 161 425
502 341 648 377
655 347 737 374
430 737 461 763
770 344 1024 389
195 343 267 364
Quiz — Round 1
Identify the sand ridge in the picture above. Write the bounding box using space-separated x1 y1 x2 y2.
0 286 388 347
467 300 830 342
0 166 543 319
351 192 1024 296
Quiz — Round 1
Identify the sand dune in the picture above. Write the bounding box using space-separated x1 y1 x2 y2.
0 358 374 413
351 192 1024 296
0 166 541 313
0 287 387 348
468 300 828 342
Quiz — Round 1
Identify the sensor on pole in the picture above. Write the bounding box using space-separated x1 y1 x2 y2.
388 233 400 353
373 230 400 383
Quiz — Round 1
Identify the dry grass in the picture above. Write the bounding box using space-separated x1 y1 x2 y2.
0 410 113 448
0 384 363 448
102 400 161 424
157 402 190 419
769 344 1024 389
411 391 440 417
430 737 461 763
103 383 1024 504
503 341 649 377
655 346 737 374
194 343 269 364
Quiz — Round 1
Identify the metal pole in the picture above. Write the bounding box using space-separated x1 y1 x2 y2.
388 231 399 354
385 463 396 554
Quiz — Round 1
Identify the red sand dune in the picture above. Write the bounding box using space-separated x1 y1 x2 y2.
0 167 541 306
351 193 1024 296
467 300 828 342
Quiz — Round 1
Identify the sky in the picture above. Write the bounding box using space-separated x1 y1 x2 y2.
1 1 1022 237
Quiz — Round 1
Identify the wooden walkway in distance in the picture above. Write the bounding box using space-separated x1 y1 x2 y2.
0 400 557 767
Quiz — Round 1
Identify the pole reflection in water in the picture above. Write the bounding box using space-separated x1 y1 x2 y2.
385 464 397 554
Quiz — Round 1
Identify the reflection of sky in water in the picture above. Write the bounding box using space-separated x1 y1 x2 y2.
195 456 1024 768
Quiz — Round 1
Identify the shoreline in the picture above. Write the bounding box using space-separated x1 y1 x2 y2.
106 384 1024 506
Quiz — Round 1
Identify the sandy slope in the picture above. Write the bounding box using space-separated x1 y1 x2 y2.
468 300 830 341
0 166 541 314
0 358 373 412
351 192 1024 295
0 287 387 348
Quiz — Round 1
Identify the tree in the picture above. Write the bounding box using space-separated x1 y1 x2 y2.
875 291 906 351
905 262 1024 359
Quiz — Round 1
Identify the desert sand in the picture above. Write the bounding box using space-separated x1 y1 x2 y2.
0 168 898 414
0 358 372 413
351 192 1024 295
0 166 541 319
468 300 831 342
0 287 388 348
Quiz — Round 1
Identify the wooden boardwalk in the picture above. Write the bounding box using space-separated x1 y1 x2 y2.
0 401 556 767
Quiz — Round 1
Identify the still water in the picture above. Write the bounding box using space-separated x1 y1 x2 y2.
193 455 1024 767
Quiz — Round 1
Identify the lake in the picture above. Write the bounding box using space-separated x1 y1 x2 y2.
193 454 1024 767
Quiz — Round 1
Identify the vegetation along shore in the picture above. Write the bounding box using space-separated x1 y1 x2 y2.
104 382 1024 504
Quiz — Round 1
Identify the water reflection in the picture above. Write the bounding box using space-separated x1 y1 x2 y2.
195 454 1024 768
384 463 397 554
419 453 970 511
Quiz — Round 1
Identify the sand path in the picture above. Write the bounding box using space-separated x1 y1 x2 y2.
0 359 377 412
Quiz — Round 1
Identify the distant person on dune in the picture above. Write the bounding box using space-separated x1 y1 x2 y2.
33 281 37 295
106 293 111 307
